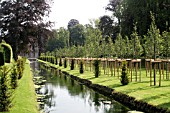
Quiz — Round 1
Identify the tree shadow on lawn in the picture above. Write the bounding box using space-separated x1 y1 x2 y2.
117 85 153 94
141 93 170 103
158 102 170 110
108 84 122 89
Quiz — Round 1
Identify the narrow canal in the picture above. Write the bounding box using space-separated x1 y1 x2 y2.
31 62 130 113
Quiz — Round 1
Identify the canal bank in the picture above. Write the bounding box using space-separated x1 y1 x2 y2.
38 59 170 113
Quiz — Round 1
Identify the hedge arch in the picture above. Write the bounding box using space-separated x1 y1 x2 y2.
1 43 13 63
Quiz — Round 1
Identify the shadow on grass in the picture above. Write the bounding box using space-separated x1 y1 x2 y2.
119 85 152 94
108 84 122 89
141 93 170 103
158 102 170 110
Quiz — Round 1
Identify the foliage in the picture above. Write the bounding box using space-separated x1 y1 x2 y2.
0 0 53 60
1 43 13 63
46 28 69 52
98 15 115 41
93 59 100 78
84 26 102 57
124 36 132 58
144 13 162 59
70 59 75 70
79 60 84 74
10 63 18 89
69 24 86 46
68 19 79 29
0 47 4 66
162 31 170 58
0 66 12 111
55 57 58 65
106 0 170 37
130 24 143 58
17 57 26 79
114 33 125 58
59 58 62 67
120 61 129 85
64 58 67 68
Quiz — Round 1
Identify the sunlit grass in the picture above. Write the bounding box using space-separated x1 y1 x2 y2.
40 60 170 110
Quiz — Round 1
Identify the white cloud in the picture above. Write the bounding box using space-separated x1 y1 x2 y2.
49 0 112 29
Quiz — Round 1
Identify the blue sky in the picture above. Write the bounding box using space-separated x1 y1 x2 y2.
48 0 112 29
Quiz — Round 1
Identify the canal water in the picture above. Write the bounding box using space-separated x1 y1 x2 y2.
31 62 130 113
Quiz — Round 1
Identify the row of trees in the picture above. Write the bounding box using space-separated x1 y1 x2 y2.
106 0 170 37
45 14 170 59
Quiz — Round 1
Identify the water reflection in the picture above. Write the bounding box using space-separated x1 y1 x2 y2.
34 63 129 113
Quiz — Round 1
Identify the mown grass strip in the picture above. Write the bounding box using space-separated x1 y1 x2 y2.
1 60 39 113
40 60 170 110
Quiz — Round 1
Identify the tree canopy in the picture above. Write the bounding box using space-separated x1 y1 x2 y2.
0 0 53 60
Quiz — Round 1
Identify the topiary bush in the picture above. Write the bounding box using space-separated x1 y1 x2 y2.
64 58 67 68
79 60 84 74
55 57 58 65
59 58 62 66
70 59 75 70
0 66 12 111
0 52 4 66
10 63 18 89
120 61 129 85
17 57 26 79
1 43 13 63
93 59 100 78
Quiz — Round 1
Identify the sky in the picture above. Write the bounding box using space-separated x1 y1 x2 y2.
48 0 112 29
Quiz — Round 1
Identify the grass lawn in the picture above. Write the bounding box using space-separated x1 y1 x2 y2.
41 60 170 110
1 60 39 113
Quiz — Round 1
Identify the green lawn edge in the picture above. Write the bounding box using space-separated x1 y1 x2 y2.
39 60 170 111
1 60 39 113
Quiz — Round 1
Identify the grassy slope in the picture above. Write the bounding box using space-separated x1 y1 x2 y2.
1 60 39 113
43 60 170 110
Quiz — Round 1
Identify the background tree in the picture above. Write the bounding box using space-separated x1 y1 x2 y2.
162 30 170 58
98 15 114 41
124 36 132 58
84 24 102 57
144 13 162 59
67 19 79 29
114 33 125 58
130 24 143 59
106 0 170 37
0 0 53 60
69 24 86 46
46 28 69 52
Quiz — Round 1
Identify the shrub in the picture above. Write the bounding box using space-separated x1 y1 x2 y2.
0 46 4 66
70 59 75 70
0 66 12 111
59 58 62 66
17 58 26 79
93 59 100 78
55 57 58 65
120 61 129 85
1 43 13 63
79 60 84 74
0 52 4 66
64 58 67 68
2 46 11 63
10 63 18 89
